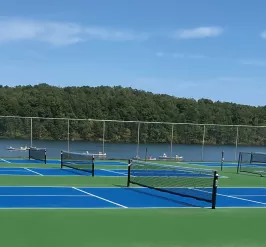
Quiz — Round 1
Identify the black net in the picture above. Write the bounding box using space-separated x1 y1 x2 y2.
127 159 218 208
237 152 266 176
29 147 46 163
60 151 95 176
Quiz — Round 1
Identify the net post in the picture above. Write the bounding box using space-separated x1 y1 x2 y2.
237 152 242 173
28 148 31 160
249 152 253 164
127 159 131 187
44 149 47 164
220 151 224 171
92 156 95 177
211 171 219 209
60 151 63 169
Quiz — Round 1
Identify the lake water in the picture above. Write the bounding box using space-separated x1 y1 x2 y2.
1 139 266 162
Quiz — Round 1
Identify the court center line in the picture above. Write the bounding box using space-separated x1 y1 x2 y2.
23 168 44 176
0 159 11 163
72 187 128 208
100 169 127 176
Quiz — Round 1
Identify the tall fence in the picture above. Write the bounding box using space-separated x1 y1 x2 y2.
0 115 266 161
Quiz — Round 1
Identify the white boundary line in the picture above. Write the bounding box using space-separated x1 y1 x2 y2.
231 195 266 197
0 159 11 163
0 206 264 210
193 188 266 206
217 193 266 205
23 168 44 176
0 195 90 197
72 187 128 208
100 169 127 176
0 185 263 189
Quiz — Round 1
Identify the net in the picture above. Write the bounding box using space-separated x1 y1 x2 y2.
237 152 266 176
28 147 47 163
60 151 95 176
127 159 218 209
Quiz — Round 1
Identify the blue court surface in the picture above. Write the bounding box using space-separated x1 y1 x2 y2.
0 186 264 209
0 158 127 165
0 167 128 176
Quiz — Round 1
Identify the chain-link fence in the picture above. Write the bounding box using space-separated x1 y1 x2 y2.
1 115 266 160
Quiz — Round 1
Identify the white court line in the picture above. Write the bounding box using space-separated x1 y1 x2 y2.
0 159 11 163
232 195 266 197
0 205 265 210
193 188 266 206
72 187 128 208
100 169 127 176
0 195 90 197
23 168 44 176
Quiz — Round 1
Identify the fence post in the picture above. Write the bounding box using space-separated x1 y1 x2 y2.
67 119 70 152
201 125 206 161
170 124 174 158
235 126 239 161
102 121 106 154
136 122 140 158
30 117 33 147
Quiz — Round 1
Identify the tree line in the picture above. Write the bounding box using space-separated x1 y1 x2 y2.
0 83 265 145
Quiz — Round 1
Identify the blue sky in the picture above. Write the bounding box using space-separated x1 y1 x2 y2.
1 0 266 106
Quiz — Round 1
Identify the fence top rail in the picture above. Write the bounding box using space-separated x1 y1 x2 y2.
0 115 266 128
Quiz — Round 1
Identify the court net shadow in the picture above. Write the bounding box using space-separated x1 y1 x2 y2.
113 184 209 209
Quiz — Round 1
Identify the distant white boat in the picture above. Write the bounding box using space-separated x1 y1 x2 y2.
85 151 107 157
146 156 157 161
158 153 183 161
7 146 30 151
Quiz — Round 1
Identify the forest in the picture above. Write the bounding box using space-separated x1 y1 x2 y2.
0 83 266 145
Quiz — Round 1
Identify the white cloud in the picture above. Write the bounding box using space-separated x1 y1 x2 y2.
155 52 165 57
156 52 207 59
0 17 149 45
260 31 266 39
173 27 223 39
240 60 266 66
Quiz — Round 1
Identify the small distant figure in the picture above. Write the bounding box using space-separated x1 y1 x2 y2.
163 153 167 158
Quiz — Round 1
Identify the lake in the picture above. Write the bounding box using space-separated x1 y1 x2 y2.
1 139 266 162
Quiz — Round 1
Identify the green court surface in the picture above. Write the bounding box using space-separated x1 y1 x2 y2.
0 160 265 247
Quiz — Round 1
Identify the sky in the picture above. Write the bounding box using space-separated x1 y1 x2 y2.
0 0 266 106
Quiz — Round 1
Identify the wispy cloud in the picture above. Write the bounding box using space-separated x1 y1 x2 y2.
173 26 223 39
260 31 266 39
0 17 149 45
216 77 255 82
240 60 266 67
156 52 208 59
